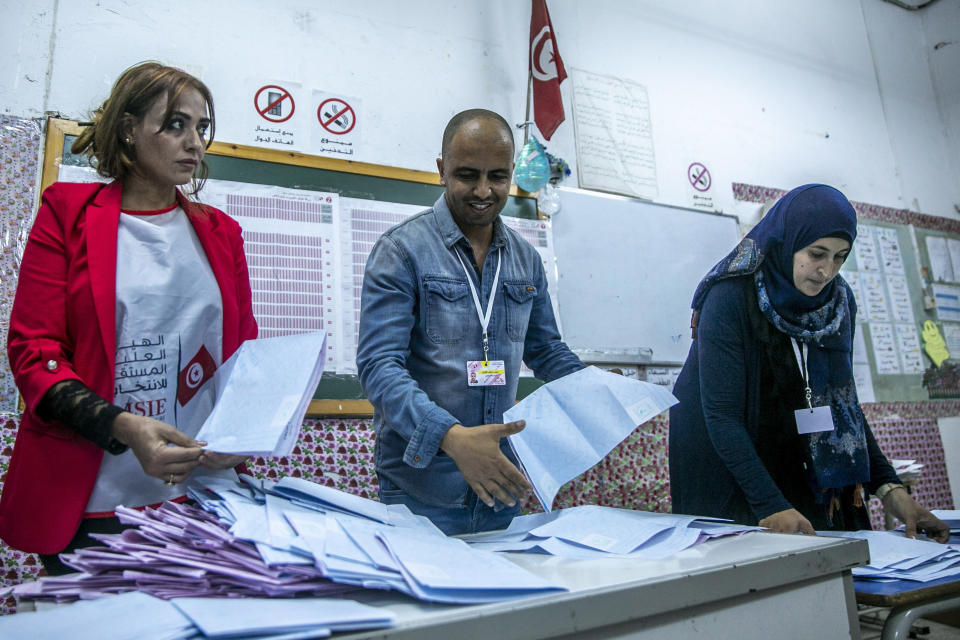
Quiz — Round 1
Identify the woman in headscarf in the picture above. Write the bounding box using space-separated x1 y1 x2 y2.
669 184 948 540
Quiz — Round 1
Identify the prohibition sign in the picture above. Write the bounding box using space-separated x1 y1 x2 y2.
254 85 295 123
688 162 712 192
318 98 356 135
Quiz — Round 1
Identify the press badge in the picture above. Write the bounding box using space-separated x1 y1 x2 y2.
467 360 506 386
795 405 834 434
791 339 835 434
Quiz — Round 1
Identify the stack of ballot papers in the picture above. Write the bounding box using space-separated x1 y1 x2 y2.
0 475 565 607
820 530 960 582
464 505 760 560
0 590 395 639
505 366 678 512
196 331 327 456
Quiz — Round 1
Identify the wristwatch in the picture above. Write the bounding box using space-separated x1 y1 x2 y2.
875 482 906 501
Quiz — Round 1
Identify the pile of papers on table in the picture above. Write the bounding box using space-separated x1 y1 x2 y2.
464 505 760 559
0 590 395 640
820 530 960 582
0 475 565 607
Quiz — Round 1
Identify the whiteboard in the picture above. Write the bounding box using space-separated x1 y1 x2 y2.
552 187 740 364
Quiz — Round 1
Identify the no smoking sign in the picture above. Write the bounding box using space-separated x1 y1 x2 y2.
317 98 356 135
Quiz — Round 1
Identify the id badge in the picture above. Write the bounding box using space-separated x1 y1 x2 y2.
467 360 506 386
794 405 834 434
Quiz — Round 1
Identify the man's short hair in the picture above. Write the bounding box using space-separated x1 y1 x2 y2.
441 109 515 160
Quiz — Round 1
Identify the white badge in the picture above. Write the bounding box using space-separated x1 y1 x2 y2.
795 405 835 434
467 360 506 386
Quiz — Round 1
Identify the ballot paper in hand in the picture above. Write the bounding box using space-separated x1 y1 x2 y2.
506 366 678 512
196 331 327 456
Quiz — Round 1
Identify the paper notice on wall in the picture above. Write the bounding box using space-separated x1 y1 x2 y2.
203 179 340 372
842 271 866 322
311 91 362 160
927 236 955 283
571 68 658 200
861 273 890 323
853 363 876 403
943 323 960 358
644 366 682 390
933 283 960 322
875 227 905 275
887 275 916 325
248 79 304 151
869 323 901 374
854 226 881 272
948 240 960 284
896 323 925 374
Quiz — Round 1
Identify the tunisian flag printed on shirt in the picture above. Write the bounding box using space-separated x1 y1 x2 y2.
177 345 216 406
529 0 567 140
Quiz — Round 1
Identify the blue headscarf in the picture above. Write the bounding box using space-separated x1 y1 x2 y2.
691 184 869 498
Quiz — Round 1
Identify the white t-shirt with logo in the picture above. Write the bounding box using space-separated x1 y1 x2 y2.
86 205 226 514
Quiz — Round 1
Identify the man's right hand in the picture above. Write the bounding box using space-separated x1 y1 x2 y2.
111 412 205 484
440 421 532 508
758 508 816 535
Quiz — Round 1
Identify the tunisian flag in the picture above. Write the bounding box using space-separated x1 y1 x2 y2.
529 0 567 140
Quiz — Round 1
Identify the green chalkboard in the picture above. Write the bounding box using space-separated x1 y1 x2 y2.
57 129 543 409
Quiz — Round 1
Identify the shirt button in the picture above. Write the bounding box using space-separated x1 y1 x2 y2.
46 359 58 371
414 455 420 463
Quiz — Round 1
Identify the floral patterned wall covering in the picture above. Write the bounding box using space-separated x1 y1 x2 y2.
0 149 957 614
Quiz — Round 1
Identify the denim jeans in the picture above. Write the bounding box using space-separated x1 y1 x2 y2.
377 473 520 536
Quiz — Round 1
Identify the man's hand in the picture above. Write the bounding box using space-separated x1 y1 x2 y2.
883 487 950 543
440 421 532 508
758 508 816 535
111 412 204 484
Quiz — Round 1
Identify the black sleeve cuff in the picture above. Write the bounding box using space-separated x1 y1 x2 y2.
36 380 129 454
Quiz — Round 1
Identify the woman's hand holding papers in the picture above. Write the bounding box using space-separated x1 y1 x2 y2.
111 412 204 483
441 421 532 508
758 508 816 535
882 488 950 543
199 452 249 470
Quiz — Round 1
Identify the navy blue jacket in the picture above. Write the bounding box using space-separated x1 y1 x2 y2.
669 276 898 526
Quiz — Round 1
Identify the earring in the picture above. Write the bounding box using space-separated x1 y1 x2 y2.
125 138 133 145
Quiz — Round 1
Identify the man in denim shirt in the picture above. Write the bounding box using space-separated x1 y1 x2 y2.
357 110 584 535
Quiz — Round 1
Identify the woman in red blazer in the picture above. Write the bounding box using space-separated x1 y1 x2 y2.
0 62 257 572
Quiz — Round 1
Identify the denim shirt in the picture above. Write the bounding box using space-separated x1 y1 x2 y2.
357 195 584 508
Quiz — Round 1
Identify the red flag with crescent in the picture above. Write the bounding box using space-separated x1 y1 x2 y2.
177 345 216 406
529 0 567 140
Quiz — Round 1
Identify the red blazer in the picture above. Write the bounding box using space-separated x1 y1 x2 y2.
0 181 257 553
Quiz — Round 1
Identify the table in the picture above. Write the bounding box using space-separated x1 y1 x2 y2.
336 532 868 640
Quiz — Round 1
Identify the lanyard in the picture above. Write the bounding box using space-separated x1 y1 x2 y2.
456 247 502 362
790 339 813 409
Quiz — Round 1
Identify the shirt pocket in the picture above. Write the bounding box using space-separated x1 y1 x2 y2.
423 277 471 345
503 281 537 342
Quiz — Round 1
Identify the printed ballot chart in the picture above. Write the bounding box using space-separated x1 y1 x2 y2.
338 198 423 373
203 180 342 373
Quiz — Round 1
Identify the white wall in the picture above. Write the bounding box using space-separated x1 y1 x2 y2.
1 0 957 221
